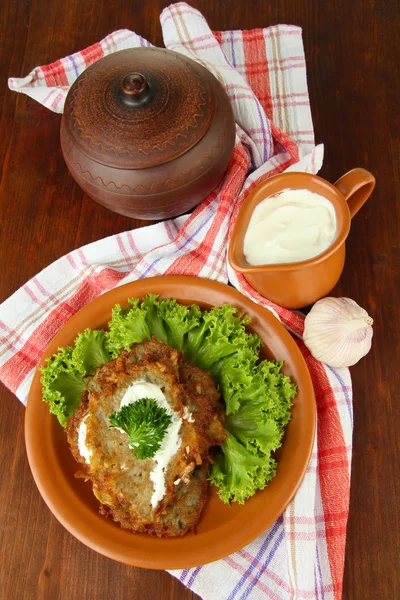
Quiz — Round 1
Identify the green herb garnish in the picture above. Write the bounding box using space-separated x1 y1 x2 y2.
109 398 172 460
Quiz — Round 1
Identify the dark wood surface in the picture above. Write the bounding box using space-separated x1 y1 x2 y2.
1 0 399 598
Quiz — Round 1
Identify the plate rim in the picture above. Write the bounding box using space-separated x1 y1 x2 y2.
25 275 316 569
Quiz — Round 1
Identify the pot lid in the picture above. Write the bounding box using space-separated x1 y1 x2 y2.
63 47 217 170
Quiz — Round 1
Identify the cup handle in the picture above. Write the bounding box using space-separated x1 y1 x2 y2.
334 168 376 218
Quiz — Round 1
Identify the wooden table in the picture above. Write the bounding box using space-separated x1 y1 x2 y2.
1 1 399 598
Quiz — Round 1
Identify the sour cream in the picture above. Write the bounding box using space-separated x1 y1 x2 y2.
120 380 166 408
243 188 337 265
119 379 193 510
77 415 92 464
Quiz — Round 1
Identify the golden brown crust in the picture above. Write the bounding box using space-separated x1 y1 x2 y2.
178 360 226 460
66 338 226 537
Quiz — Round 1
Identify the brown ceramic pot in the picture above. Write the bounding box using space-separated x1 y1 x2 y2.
229 168 376 309
61 48 236 220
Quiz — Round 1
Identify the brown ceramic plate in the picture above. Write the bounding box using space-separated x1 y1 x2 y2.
25 276 315 569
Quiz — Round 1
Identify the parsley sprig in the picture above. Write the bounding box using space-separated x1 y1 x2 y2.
109 397 172 460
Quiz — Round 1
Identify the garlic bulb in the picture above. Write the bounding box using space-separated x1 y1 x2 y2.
303 297 373 368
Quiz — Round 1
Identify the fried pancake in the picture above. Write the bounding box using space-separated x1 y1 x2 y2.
66 339 226 537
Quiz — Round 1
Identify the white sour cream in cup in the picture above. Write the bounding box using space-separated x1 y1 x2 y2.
243 188 337 266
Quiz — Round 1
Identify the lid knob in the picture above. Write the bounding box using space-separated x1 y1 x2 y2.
119 73 151 107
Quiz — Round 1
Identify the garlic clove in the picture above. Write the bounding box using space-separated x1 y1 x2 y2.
303 297 373 368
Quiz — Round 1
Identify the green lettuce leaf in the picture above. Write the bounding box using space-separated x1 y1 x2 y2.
156 298 201 351
211 359 296 503
41 329 113 427
72 329 111 375
185 305 262 371
41 345 87 427
107 300 150 356
254 361 297 432
142 294 169 342
226 404 281 455
48 371 88 421
211 350 260 414
209 432 277 504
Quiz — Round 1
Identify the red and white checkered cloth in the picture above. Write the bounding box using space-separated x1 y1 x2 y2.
5 3 352 599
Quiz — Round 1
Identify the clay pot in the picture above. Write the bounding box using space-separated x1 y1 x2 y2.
229 168 376 309
61 48 236 220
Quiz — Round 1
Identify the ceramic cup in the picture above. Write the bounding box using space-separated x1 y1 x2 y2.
228 168 376 309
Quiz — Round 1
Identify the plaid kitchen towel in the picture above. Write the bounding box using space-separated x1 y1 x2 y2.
5 3 352 600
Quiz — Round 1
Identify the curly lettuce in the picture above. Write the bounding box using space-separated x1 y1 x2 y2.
41 330 110 427
72 329 111 375
107 300 150 355
209 359 296 504
209 432 278 505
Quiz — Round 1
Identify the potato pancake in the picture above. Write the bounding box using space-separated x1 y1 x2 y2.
66 339 226 537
